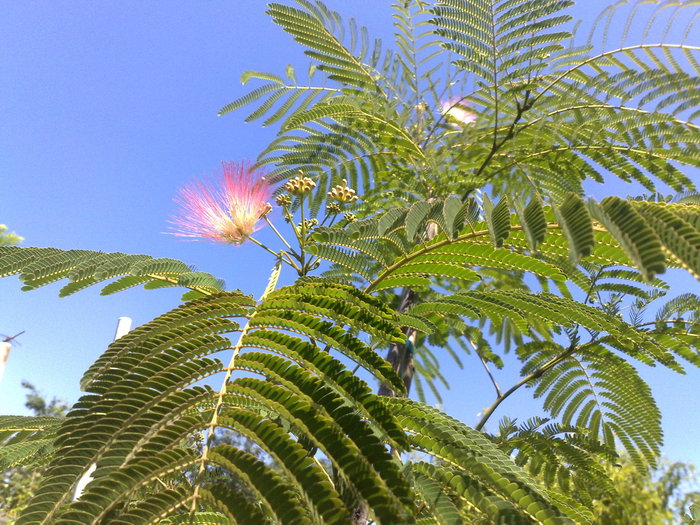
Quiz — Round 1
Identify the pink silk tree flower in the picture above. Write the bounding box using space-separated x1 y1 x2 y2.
441 97 477 125
0 342 10 382
170 161 273 245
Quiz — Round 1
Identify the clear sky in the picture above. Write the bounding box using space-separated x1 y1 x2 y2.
1 0 698 468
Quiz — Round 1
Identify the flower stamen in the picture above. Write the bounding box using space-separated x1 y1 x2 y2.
169 161 274 245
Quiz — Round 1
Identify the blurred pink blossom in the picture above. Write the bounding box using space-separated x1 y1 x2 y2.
170 161 273 245
0 342 10 382
441 97 477 125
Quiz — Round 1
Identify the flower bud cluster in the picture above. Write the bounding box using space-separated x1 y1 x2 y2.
284 170 316 196
325 202 342 214
275 194 292 207
299 218 319 230
327 179 359 204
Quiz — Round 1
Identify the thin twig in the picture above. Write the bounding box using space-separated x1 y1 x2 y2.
264 215 295 252
2 330 25 343
468 337 501 397
246 235 280 258
460 91 533 200
475 340 595 431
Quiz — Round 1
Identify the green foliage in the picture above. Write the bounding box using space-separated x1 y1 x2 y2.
7 284 419 524
493 417 617 506
308 196 700 290
2 0 700 523
520 342 663 466
0 383 68 521
226 0 699 207
0 247 225 299
389 398 590 524
0 225 23 247
496 420 700 524
590 456 700 525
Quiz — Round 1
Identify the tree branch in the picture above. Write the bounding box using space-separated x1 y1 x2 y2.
474 340 596 431
468 336 502 397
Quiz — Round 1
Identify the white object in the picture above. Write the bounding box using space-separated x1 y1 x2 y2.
73 317 132 501
113 317 132 340
72 463 97 501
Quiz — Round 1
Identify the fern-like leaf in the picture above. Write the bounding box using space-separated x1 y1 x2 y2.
0 247 224 299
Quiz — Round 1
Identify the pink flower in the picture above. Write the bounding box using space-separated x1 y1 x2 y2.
170 161 273 245
441 97 477 125
0 342 10 382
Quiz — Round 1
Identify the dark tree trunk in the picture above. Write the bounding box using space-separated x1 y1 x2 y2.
351 222 437 521
351 502 369 525
378 289 418 397
378 219 438 397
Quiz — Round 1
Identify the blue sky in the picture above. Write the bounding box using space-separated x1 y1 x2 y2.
1 0 699 468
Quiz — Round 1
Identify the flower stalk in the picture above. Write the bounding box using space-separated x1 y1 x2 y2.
170 164 362 278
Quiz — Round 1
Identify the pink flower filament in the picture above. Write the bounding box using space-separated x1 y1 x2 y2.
441 98 477 125
171 162 273 245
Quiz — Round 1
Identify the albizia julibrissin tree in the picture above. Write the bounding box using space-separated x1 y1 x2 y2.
1 1 700 523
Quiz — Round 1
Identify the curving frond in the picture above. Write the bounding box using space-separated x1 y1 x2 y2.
0 416 61 470
0 246 225 299
267 1 385 93
493 417 618 507
519 341 662 467
14 283 415 524
388 398 589 524
308 196 700 289
656 292 700 325
218 70 340 128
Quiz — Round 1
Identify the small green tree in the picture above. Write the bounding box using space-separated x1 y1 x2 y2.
591 457 700 524
0 384 67 521
0 226 22 247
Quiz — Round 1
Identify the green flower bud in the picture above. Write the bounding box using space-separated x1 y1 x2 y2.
327 179 359 203
284 170 316 196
